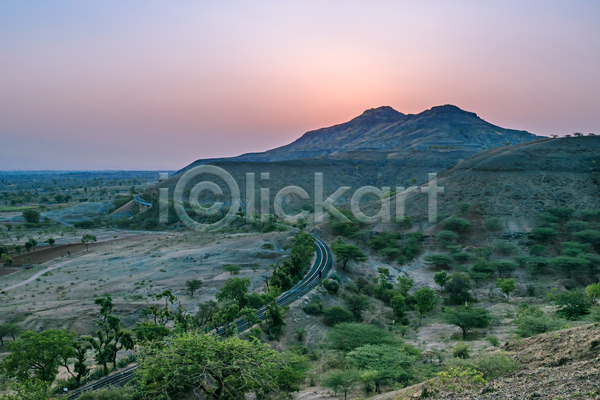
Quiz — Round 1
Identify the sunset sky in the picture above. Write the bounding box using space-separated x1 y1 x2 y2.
1 0 600 170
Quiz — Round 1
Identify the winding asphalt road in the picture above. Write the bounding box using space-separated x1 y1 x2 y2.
67 233 332 398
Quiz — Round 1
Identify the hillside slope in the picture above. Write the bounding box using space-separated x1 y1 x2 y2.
384 136 600 229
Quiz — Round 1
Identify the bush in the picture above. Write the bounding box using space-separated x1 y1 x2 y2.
436 230 459 246
78 387 139 400
493 240 517 256
222 265 242 275
323 306 354 326
322 278 340 295
554 289 590 320
324 323 398 352
485 335 500 347
530 227 559 242
514 305 566 337
449 351 520 379
424 254 454 269
452 342 471 359
303 302 322 315
443 217 471 232
529 244 547 256
484 217 502 231
572 229 600 245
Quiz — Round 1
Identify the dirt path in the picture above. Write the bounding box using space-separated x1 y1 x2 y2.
2 255 85 291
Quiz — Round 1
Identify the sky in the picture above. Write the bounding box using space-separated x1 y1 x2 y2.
1 0 600 171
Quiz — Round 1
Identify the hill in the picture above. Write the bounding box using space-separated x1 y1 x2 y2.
178 105 538 173
376 136 600 230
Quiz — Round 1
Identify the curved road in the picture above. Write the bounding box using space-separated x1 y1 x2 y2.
68 233 332 398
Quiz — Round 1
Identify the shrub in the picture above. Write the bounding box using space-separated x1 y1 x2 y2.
491 260 517 278
444 217 471 232
566 221 591 233
550 256 590 278
303 302 322 315
322 306 354 326
436 230 459 246
493 240 517 256
222 265 242 275
530 227 559 242
75 387 139 400
322 278 340 295
515 314 565 337
554 289 590 320
449 351 520 379
424 254 454 269
572 229 600 245
445 306 491 337
324 323 398 352
529 244 547 256
452 342 471 359
485 335 500 347
484 217 502 231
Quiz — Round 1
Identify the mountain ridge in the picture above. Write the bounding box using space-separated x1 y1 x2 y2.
178 104 539 174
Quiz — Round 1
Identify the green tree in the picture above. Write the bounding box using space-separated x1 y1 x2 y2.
491 260 517 278
550 256 590 278
322 278 340 294
469 258 494 286
81 234 97 252
414 287 436 324
436 230 458 246
1 329 76 383
530 227 559 243
444 307 492 337
587 283 600 303
397 275 414 296
424 254 454 269
185 279 203 297
1 253 14 266
265 300 286 339
0 379 52 400
493 240 516 256
434 271 449 290
325 323 397 352
495 278 516 300
222 264 242 275
0 323 23 346
22 209 41 224
572 229 600 245
135 332 303 400
323 306 354 326
322 369 360 400
86 296 134 371
13 244 22 255
390 294 407 321
554 289 590 320
344 294 371 321
46 238 55 247
347 345 414 393
329 209 360 237
332 238 367 270
216 277 251 309
443 217 470 232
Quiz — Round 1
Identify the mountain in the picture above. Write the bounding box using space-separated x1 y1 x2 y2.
178 105 538 173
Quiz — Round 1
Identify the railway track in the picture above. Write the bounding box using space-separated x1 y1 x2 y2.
65 233 332 398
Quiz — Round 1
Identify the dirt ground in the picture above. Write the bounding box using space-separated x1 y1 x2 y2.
0 229 295 334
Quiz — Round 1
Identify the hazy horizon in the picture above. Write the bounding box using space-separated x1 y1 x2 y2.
2 1 599 170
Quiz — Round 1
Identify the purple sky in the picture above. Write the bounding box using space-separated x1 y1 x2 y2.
1 1 600 170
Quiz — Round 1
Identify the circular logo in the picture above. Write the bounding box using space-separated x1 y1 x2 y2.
173 165 240 231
